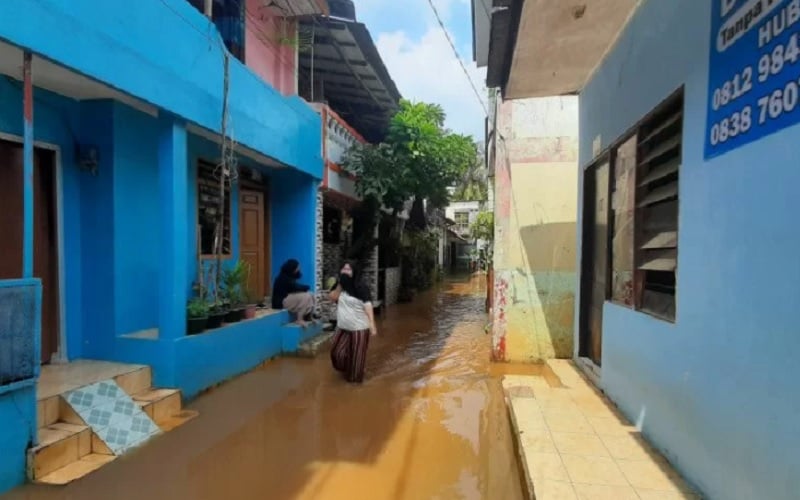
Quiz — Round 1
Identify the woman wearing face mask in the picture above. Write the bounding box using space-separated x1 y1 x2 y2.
329 261 377 383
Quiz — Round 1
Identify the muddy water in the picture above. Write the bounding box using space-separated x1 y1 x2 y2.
9 276 541 500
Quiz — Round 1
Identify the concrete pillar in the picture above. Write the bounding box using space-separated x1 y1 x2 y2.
158 115 189 339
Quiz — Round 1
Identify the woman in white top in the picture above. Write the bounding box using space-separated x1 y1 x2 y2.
329 261 377 383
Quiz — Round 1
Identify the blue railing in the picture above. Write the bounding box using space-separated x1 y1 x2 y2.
0 279 41 394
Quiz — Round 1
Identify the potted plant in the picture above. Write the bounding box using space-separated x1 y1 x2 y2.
244 291 260 320
207 300 228 329
186 298 209 335
222 261 249 323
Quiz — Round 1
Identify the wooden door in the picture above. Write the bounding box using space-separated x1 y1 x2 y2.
0 141 60 363
579 161 610 366
239 190 267 300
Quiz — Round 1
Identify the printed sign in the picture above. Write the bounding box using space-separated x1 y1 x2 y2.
706 0 800 158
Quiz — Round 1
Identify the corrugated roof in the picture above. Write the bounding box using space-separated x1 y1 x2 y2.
298 17 401 142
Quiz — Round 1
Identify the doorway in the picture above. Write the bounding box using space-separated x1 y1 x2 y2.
239 189 269 301
0 139 61 364
579 160 610 366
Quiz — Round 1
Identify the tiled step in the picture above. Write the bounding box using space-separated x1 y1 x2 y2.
296 331 335 358
28 423 91 480
36 454 116 486
132 388 182 425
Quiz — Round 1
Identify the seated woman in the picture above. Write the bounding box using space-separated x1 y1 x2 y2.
271 259 314 327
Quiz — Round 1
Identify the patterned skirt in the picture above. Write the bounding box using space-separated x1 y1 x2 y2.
330 328 371 383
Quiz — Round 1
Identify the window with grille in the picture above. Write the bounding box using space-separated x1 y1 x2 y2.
454 211 470 235
197 160 232 257
609 89 682 322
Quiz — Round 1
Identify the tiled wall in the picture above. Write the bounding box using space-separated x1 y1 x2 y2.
385 266 401 306
314 190 324 315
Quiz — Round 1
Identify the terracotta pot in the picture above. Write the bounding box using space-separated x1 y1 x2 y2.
244 305 257 320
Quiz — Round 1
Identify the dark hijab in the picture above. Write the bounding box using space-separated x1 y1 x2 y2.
280 259 301 279
339 260 371 303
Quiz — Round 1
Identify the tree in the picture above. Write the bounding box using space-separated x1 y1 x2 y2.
343 100 476 218
470 211 494 242
452 143 488 202
342 100 476 280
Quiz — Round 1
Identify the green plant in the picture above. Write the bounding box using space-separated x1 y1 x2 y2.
187 298 210 319
343 100 477 224
222 260 249 307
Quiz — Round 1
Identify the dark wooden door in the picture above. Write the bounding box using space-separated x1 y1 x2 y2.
580 161 610 366
0 141 60 363
239 190 266 300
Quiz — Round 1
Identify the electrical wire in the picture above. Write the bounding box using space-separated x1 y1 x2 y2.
425 0 489 117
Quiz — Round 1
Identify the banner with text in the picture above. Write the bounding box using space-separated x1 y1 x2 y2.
706 0 800 158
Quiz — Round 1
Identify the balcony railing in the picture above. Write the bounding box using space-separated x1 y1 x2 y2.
324 106 366 166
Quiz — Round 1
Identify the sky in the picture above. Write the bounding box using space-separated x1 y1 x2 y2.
356 0 488 141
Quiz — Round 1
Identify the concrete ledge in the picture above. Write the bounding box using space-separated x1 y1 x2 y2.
501 364 701 499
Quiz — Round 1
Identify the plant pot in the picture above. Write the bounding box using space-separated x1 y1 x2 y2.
224 308 244 323
207 311 227 329
187 316 208 335
244 305 257 320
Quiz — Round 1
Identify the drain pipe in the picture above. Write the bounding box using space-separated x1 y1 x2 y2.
204 0 213 18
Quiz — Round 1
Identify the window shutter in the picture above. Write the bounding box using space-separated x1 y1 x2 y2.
635 93 682 320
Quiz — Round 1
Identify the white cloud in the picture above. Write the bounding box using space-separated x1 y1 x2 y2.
376 25 488 141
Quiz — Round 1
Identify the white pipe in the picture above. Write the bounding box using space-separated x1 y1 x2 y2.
204 0 213 18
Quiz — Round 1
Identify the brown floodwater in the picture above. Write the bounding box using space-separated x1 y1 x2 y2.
7 276 540 500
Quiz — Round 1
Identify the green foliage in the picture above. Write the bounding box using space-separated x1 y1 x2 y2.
187 298 210 319
470 211 494 242
452 152 488 202
343 100 477 213
401 229 440 290
221 260 250 307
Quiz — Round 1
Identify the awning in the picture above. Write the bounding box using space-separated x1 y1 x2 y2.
267 0 328 17
486 0 641 99
298 17 401 142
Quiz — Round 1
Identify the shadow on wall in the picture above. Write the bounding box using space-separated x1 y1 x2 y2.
517 222 577 358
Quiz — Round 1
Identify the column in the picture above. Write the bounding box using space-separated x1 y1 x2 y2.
22 52 33 278
158 114 189 339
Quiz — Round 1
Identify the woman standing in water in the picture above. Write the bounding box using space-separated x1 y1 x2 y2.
329 261 377 383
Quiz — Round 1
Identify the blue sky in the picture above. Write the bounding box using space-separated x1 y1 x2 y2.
356 0 487 141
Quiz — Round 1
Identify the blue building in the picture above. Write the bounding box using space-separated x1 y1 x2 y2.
479 0 800 498
0 0 327 491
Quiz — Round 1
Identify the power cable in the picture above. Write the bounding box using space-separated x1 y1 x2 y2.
425 0 488 117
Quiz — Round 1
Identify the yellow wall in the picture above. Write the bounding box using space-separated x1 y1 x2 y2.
491 97 579 362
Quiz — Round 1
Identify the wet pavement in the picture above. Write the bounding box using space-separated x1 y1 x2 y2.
7 276 540 500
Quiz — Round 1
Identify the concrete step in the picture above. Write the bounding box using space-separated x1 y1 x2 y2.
132 388 183 427
36 454 116 486
28 423 91 480
297 331 335 358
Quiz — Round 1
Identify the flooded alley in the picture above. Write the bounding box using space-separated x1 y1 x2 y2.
7 277 535 500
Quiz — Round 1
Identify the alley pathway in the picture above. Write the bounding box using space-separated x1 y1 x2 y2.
6 276 533 500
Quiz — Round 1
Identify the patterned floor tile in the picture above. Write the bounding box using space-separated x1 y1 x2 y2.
63 378 161 455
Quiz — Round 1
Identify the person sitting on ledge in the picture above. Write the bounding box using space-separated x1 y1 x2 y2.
272 259 315 328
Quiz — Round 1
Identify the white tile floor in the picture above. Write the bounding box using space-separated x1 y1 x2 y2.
504 361 702 500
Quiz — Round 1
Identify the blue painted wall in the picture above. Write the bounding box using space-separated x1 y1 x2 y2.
0 386 35 493
113 104 161 335
0 0 322 180
578 1 800 498
0 78 85 359
270 168 319 288
78 101 117 359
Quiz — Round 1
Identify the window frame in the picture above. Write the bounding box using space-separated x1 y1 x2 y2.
604 87 684 323
453 211 470 234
